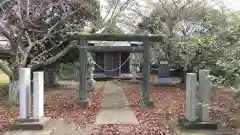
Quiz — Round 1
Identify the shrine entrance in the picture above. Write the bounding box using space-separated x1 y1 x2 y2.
104 52 120 76
67 34 164 108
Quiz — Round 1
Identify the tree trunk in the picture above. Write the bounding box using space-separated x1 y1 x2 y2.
8 77 19 104
180 69 186 84
180 68 194 84
44 66 59 87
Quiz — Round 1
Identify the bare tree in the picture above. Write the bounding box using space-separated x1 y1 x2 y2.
93 0 136 32
135 0 227 82
0 0 139 103
0 0 99 102
140 0 208 60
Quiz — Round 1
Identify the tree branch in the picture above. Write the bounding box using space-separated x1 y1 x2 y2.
26 0 30 20
30 44 76 70
171 0 179 9
95 0 134 30
108 0 121 22
0 59 12 77
48 38 59 47
29 39 69 64
0 0 11 7
158 0 173 18
16 0 24 28
21 31 34 67
179 0 194 13
40 0 89 42
94 0 123 29
0 25 12 41
25 3 61 29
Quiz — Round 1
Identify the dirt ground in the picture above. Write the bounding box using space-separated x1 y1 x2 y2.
0 76 239 134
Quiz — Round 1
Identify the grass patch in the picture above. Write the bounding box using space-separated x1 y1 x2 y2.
0 71 9 98
0 84 8 98
96 81 106 87
0 71 9 84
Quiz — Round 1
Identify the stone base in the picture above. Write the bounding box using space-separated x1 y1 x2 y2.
9 117 51 130
155 83 177 87
139 99 154 108
130 79 139 84
76 99 91 108
87 79 96 92
228 118 240 128
155 77 178 87
178 118 218 130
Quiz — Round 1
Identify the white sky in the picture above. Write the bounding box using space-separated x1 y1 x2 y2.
99 0 239 11
98 0 239 33
223 0 240 11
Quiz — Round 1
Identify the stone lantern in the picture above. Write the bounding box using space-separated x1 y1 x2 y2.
131 54 138 83
87 53 96 92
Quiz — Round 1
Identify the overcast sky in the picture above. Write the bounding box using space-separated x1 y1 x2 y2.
100 0 239 11
224 0 240 11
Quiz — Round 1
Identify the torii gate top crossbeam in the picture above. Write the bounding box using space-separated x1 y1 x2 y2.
68 33 164 42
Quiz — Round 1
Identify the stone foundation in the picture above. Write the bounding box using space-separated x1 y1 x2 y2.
76 99 91 109
178 118 218 130
9 117 51 130
87 79 96 92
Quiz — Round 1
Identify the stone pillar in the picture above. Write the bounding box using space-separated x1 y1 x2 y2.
202 75 212 121
44 66 58 87
140 38 153 107
33 72 44 120
186 73 197 122
131 53 138 83
178 72 217 130
77 38 89 108
19 68 31 120
156 59 170 83
199 70 210 121
87 52 96 92
10 69 50 130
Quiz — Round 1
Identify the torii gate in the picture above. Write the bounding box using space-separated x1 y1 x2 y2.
67 33 164 108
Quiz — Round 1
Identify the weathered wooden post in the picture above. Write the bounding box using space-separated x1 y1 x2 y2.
140 38 153 107
186 73 197 122
87 52 96 92
199 70 210 121
19 68 31 120
33 72 44 120
77 37 89 108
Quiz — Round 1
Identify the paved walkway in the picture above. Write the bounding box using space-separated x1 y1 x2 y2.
96 81 139 125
